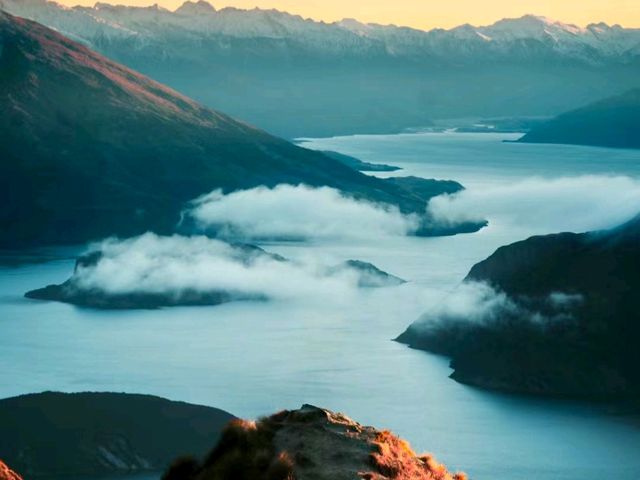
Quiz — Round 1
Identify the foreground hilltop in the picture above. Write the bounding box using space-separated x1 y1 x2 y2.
399 214 640 397
519 89 640 149
0 11 473 247
164 404 466 480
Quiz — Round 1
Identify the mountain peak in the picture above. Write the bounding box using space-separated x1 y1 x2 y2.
175 0 215 15
492 14 585 33
337 17 371 33
93 2 169 12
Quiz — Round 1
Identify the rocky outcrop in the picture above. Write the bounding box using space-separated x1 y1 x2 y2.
0 392 234 478
0 462 22 480
163 404 466 480
398 214 640 398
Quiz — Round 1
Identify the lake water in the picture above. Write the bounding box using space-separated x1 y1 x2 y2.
2 133 640 479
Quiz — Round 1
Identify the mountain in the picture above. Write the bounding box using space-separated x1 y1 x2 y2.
0 392 234 478
0 11 474 248
397 214 640 398
163 404 467 480
2 1 640 137
518 89 640 148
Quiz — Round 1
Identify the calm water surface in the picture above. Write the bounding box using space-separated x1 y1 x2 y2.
2 133 640 479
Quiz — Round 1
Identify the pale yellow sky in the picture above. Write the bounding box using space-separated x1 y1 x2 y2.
56 0 640 30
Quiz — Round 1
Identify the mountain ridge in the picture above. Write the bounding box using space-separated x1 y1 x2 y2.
0 11 472 247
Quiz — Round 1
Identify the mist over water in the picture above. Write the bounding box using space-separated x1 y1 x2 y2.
2 133 640 479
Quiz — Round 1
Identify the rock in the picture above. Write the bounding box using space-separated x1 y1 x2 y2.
163 404 467 480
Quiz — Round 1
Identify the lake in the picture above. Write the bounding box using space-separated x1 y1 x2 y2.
2 132 640 479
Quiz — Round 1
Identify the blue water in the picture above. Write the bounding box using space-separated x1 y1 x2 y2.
2 133 640 479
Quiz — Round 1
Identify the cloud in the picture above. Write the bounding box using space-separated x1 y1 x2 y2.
410 281 580 335
184 184 419 241
426 175 640 234
67 233 403 304
414 281 525 326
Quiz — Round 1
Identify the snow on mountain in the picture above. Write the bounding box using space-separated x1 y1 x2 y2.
2 0 639 63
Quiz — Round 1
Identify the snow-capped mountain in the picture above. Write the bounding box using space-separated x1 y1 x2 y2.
2 0 639 137
3 0 639 61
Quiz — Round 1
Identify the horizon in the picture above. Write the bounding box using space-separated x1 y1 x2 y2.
52 0 640 30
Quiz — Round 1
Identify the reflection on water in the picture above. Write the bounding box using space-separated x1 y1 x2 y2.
2 133 640 480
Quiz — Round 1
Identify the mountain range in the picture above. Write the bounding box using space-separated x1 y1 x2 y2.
3 0 640 136
0 11 473 247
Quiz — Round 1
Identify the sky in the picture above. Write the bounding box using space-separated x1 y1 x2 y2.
55 0 640 30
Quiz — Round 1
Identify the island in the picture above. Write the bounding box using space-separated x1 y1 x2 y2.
25 243 407 309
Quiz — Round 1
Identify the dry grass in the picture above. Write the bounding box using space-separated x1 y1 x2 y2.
367 431 467 480
0 461 22 480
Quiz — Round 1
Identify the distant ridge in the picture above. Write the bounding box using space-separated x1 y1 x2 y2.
518 89 640 149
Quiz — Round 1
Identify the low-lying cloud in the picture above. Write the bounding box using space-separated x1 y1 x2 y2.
68 233 404 304
410 281 580 336
427 175 640 234
184 184 418 241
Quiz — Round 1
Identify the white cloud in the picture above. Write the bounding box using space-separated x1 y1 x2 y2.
410 281 581 335
69 233 402 304
427 175 640 234
415 281 524 326
184 184 418 241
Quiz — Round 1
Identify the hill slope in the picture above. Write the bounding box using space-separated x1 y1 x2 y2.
0 392 234 478
398 214 640 397
0 12 469 247
518 89 640 148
